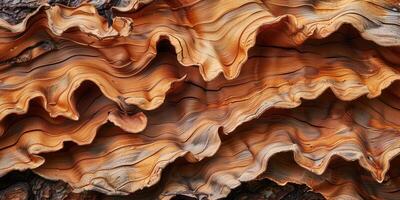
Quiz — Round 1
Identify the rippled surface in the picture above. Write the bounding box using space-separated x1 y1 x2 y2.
0 0 400 199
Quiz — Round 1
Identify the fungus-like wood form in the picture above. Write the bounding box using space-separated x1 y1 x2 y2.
0 0 400 199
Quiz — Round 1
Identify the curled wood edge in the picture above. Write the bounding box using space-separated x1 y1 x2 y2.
1 1 399 81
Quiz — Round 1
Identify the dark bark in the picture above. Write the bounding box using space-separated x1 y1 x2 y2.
0 0 120 25
0 0 41 25
0 171 324 200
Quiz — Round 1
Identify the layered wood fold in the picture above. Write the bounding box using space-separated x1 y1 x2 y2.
0 41 185 120
1 0 400 200
31 83 400 199
262 153 400 200
0 83 149 177
2 0 399 80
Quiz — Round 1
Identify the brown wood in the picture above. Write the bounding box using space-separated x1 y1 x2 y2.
0 0 399 199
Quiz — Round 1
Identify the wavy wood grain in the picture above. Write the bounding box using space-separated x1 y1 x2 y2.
32 39 398 195
0 1 400 199
2 0 399 80
0 83 147 177
0 23 398 126
153 84 400 200
0 40 185 120
33 76 400 198
262 153 400 200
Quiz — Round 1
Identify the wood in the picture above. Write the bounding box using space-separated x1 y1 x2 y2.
0 0 399 199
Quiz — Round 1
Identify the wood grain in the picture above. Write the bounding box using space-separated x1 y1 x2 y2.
0 1 400 199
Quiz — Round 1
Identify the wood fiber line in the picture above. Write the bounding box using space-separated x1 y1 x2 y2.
153 84 400 200
0 1 399 199
0 42 185 121
0 83 147 178
33 38 400 195
262 153 400 200
34 84 400 199
0 24 397 133
1 0 399 80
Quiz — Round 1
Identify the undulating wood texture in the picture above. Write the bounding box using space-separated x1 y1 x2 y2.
33 83 400 199
262 153 400 200
0 0 400 199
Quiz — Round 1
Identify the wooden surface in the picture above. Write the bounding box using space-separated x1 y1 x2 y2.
0 0 400 199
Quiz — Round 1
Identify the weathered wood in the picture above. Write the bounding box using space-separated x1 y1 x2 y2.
0 1 399 199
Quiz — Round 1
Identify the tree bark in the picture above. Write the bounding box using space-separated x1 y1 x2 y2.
0 171 324 200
